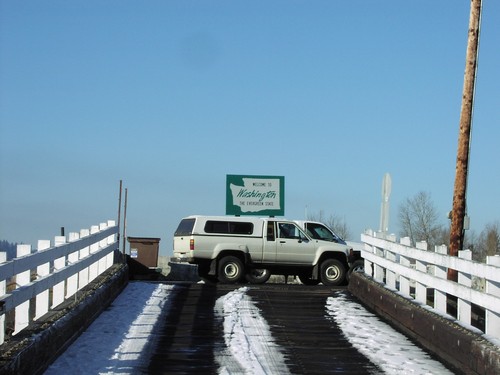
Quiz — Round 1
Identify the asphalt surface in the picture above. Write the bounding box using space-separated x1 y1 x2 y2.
148 283 382 374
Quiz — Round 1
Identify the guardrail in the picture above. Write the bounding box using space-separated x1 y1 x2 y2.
360 229 500 342
0 220 118 345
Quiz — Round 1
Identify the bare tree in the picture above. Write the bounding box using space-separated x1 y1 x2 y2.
485 223 500 256
463 229 478 253
306 210 326 224
398 191 443 247
307 210 351 240
474 222 500 262
326 216 351 241
435 226 451 247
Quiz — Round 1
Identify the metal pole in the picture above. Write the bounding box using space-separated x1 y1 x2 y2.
117 180 123 255
449 0 482 280
122 188 128 261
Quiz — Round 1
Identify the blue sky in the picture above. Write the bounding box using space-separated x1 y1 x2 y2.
1 1 499 256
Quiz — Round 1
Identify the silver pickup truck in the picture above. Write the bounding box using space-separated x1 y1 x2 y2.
170 215 361 285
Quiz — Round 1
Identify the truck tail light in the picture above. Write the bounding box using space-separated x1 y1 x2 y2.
190 239 194 250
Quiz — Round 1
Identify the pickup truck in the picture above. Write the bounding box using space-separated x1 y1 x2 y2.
170 215 361 285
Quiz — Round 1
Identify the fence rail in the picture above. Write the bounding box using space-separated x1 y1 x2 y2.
0 220 118 345
360 229 500 342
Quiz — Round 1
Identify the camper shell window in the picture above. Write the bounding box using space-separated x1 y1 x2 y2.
174 218 196 236
204 220 254 235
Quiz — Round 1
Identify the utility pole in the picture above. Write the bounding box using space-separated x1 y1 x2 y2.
449 0 482 280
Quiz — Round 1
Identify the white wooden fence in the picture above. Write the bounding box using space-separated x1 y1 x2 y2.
0 220 118 345
360 229 500 342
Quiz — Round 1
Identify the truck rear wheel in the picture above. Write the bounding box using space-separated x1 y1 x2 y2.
197 264 217 283
298 273 320 285
320 259 346 286
218 256 244 283
245 268 271 284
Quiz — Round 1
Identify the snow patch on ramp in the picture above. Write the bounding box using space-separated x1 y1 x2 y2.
215 287 289 375
45 283 174 374
326 292 454 375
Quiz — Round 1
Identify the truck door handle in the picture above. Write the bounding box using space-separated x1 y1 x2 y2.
280 241 286 243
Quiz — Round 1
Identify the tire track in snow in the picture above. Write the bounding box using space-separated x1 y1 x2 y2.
215 287 290 375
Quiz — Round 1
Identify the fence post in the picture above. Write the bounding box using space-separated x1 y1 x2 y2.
35 240 51 320
89 225 100 281
79 228 90 290
106 220 116 268
373 244 385 283
385 244 397 290
0 252 6 344
363 230 374 278
434 245 448 314
458 250 472 326
66 232 80 298
399 237 411 297
485 255 500 337
52 236 66 308
415 241 428 304
14 244 31 335
98 223 108 274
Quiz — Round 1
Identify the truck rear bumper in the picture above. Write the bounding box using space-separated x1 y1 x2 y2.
170 256 195 263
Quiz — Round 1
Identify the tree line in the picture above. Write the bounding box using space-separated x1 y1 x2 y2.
308 191 499 263
398 191 499 263
0 240 18 261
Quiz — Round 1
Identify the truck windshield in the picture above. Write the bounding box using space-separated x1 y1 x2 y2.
306 223 346 244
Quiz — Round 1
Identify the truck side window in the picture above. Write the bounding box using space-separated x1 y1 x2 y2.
278 223 297 239
267 222 275 241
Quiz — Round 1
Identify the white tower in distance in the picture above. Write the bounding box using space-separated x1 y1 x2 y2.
379 173 391 234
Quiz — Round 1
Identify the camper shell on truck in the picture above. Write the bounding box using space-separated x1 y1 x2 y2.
171 215 358 285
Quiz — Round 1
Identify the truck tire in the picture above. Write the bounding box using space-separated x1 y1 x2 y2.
197 264 218 283
347 259 365 281
320 259 346 286
298 273 320 285
218 256 244 283
245 268 271 284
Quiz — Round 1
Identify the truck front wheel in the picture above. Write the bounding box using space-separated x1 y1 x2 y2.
347 259 365 281
218 256 244 283
320 259 346 286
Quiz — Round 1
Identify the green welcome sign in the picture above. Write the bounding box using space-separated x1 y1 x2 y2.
226 175 285 216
